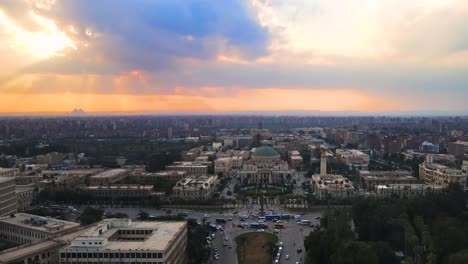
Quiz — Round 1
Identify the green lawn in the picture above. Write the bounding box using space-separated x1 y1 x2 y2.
235 232 278 264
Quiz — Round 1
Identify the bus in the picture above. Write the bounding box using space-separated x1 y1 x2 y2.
281 214 291 220
265 214 281 221
274 223 284 229
215 218 227 224
250 223 260 229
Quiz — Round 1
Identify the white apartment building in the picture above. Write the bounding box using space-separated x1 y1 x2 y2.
60 219 187 264
172 175 218 200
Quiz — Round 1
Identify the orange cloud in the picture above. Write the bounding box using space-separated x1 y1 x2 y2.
0 88 398 113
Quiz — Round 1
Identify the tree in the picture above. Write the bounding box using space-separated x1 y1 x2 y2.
137 210 150 221
80 207 103 226
330 241 378 264
187 219 210 264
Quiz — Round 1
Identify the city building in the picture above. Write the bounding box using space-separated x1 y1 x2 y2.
419 156 467 189
16 185 35 213
289 154 303 170
0 177 17 217
360 170 416 189
165 162 209 177
172 175 218 200
181 148 201 161
60 219 187 264
39 169 102 190
81 185 155 199
0 213 80 245
238 146 292 186
0 168 18 177
311 174 355 199
375 184 443 198
131 171 187 184
448 141 468 158
214 157 233 176
419 141 440 153
336 149 370 170
90 169 129 186
35 152 65 166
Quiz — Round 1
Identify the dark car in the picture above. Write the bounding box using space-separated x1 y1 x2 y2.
237 224 245 228
297 248 303 253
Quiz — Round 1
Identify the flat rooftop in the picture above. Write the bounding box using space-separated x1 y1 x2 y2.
0 213 79 234
91 169 128 178
82 185 153 190
69 220 185 251
0 176 14 184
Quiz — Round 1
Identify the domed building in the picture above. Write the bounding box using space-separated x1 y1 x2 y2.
252 146 281 161
238 146 292 186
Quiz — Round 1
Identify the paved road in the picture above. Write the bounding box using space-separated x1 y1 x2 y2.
92 205 322 264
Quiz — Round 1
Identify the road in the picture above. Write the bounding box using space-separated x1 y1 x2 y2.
101 205 322 264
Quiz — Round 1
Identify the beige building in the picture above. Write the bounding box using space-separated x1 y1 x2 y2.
336 149 370 170
60 219 187 264
15 175 43 185
90 169 129 186
288 151 303 170
360 170 416 189
448 141 468 158
165 161 209 176
238 146 293 186
16 185 35 213
214 157 233 176
375 184 443 198
132 171 187 184
81 185 155 199
172 175 218 200
40 169 102 190
311 174 355 199
0 168 18 177
419 159 467 189
0 213 80 245
35 152 65 166
181 148 201 161
0 177 17 217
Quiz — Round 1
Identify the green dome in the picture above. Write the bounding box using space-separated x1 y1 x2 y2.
254 146 279 157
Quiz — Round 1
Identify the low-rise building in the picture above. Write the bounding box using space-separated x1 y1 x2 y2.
0 177 17 217
132 171 187 184
0 213 80 245
0 168 18 177
90 169 129 186
360 170 416 189
288 151 303 170
419 157 467 189
311 174 355 199
336 149 370 170
375 184 443 197
60 219 187 264
448 141 468 158
81 185 155 199
165 162 209 177
35 152 65 166
214 157 233 176
172 175 218 200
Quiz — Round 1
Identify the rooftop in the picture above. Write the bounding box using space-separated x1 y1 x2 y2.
0 213 79 234
91 169 128 178
253 146 279 157
67 219 186 251
0 176 15 184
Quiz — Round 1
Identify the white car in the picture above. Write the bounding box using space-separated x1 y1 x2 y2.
286 255 290 260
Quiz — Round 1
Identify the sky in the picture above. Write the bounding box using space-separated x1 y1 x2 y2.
0 0 468 114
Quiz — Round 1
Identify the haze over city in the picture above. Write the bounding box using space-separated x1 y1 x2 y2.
1 0 468 114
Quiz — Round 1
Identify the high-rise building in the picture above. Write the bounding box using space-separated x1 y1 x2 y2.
320 154 327 175
0 177 17 217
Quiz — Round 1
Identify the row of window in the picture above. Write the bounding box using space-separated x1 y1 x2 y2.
61 252 163 259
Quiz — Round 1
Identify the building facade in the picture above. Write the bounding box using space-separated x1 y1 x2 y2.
0 177 17 217
419 159 467 189
172 175 218 200
60 219 187 264
165 162 209 177
16 185 35 213
360 170 416 189
90 169 129 186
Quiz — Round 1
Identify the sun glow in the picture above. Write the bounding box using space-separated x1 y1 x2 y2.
0 9 75 60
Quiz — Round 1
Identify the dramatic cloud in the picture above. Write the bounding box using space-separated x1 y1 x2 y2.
0 0 468 113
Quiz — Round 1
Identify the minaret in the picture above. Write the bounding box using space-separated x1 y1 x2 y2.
320 153 327 175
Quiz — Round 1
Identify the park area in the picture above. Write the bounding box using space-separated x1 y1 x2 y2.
235 232 279 264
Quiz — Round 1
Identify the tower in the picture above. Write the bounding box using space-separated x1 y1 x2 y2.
320 153 327 175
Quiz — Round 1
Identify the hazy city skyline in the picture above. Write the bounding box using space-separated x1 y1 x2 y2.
1 0 468 114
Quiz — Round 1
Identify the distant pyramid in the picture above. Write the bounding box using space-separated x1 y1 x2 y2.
69 109 87 116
